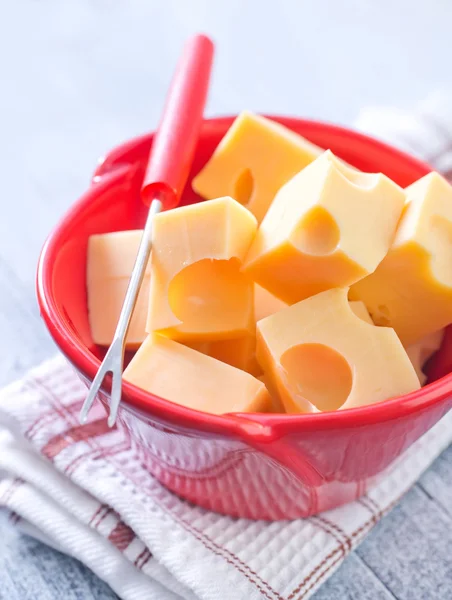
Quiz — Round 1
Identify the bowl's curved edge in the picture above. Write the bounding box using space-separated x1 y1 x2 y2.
36 115 452 446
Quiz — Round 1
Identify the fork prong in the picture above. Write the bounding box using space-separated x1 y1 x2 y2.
80 199 160 426
80 364 110 423
108 369 123 428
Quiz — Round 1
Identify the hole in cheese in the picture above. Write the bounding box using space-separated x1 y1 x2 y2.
234 168 255 207
291 207 340 256
168 258 253 336
349 300 373 324
280 343 353 411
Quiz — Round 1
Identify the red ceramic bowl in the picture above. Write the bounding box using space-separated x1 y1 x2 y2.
37 116 452 520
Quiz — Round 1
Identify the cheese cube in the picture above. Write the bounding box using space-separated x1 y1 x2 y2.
192 111 324 222
406 329 444 385
254 284 288 322
188 336 260 375
188 295 371 378
256 288 420 413
244 151 406 304
146 197 257 342
87 230 151 280
123 334 272 415
350 173 452 345
187 284 286 375
87 231 149 348
257 374 286 413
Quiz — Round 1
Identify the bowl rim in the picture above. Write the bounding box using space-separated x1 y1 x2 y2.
36 114 452 441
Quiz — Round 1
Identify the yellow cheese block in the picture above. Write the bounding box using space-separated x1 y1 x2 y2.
187 296 370 378
244 151 406 304
146 197 257 342
187 284 286 375
192 111 324 222
406 329 444 385
87 230 151 280
254 284 288 322
188 335 260 375
350 172 452 346
123 334 272 415
87 231 150 348
256 288 420 413
257 374 286 413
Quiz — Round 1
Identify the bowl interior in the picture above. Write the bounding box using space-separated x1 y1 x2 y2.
38 115 452 427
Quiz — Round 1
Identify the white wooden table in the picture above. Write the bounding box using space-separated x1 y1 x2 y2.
1 1 451 598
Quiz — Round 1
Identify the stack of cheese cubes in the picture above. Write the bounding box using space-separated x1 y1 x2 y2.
87 112 451 415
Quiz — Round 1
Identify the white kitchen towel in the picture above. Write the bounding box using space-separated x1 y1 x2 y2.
0 357 451 600
1 100 452 600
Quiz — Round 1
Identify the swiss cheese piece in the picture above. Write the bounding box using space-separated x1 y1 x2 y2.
188 296 369 377
244 151 406 304
188 336 260 375
87 231 150 348
146 197 257 341
350 173 452 346
406 329 444 385
188 285 286 374
254 284 288 322
256 288 420 413
87 230 151 280
124 334 272 415
192 111 324 222
257 374 286 413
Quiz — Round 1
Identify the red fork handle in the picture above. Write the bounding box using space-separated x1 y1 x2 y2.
141 34 214 209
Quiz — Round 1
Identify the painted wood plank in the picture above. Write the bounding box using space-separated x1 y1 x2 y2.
417 444 452 520
355 485 452 600
312 552 396 599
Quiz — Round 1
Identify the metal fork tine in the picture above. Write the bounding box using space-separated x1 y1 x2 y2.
108 341 125 427
80 358 112 423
